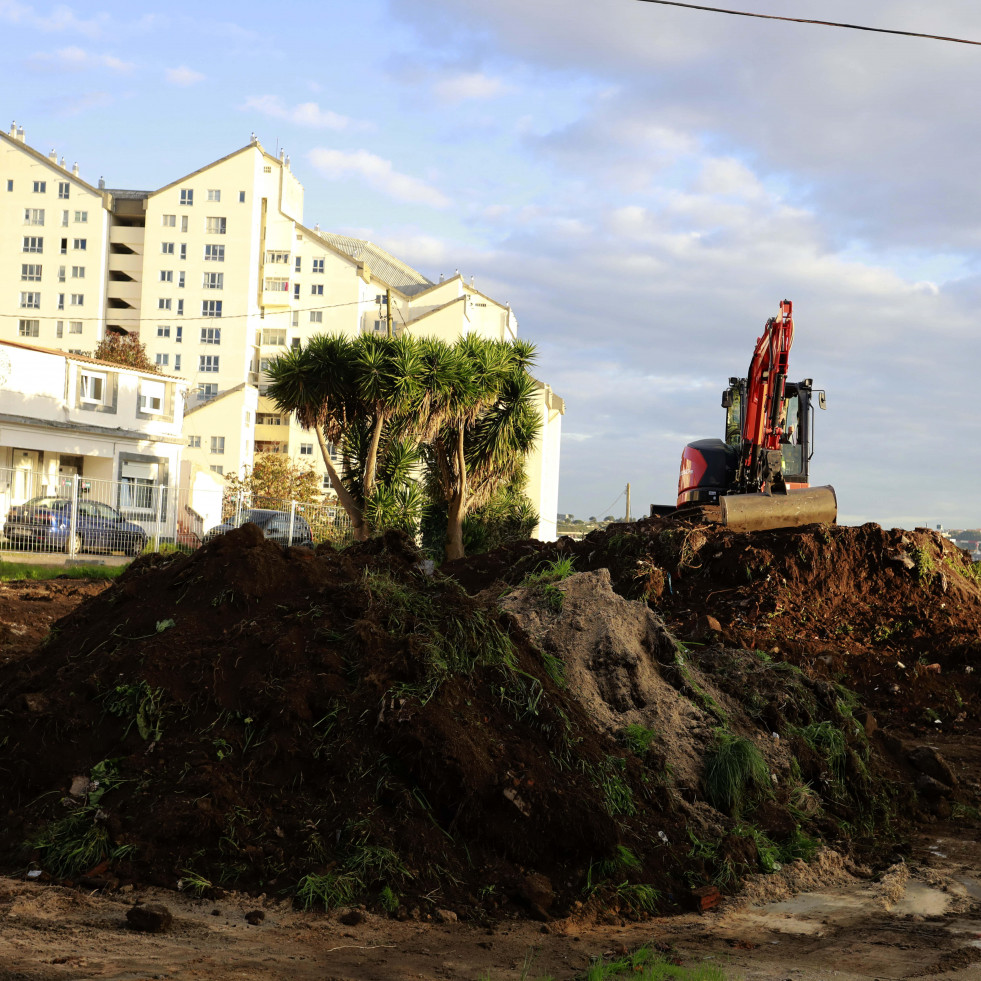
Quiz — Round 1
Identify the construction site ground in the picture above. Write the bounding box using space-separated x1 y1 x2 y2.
1 516 980 980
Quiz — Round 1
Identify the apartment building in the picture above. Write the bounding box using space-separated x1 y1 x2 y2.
0 126 564 539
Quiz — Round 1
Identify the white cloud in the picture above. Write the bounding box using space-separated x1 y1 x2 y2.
432 71 510 104
242 95 355 131
307 148 451 208
165 65 204 86
0 1 109 37
27 45 133 72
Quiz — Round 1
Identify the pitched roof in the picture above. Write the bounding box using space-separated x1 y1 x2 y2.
0 338 184 381
317 233 433 292
184 382 255 416
0 129 105 199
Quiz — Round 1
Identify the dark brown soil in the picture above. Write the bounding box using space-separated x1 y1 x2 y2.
0 516 978 926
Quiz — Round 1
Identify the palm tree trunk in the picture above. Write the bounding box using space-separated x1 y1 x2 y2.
315 427 368 541
444 428 469 561
363 413 385 500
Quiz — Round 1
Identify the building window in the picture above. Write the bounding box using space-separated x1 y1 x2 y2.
309 310 322 323
175 326 183 342
162 214 176 227
266 251 289 263
6 179 13 191
139 379 165 413
157 325 170 337
205 216 226 234
201 300 222 317
199 355 219 372
178 271 185 288
61 210 69 226
179 242 187 260
58 293 64 310
263 166 272 173
33 180 46 193
294 256 302 273
72 238 86 250
203 272 224 290
210 465 223 475
160 270 173 283
200 327 221 344
199 383 217 399
79 370 106 404
60 237 67 254
22 236 43 253
155 353 169 366
70 293 83 306
24 208 44 225
180 188 193 205
293 283 300 299
20 292 40 308
207 189 220 202
300 443 313 455
56 320 63 337
311 284 323 295
58 265 66 281
174 354 181 370
291 311 299 327
239 190 245 202
204 244 224 262
158 298 171 311
181 214 188 233
74 211 87 223
69 320 82 334
188 435 201 448
71 266 84 278
161 242 174 255
256 413 281 425
18 318 39 337
20 264 42 281
264 277 288 292
58 181 70 199
261 328 286 346
312 258 324 273
210 436 225 454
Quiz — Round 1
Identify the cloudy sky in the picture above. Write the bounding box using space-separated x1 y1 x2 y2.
3 0 979 529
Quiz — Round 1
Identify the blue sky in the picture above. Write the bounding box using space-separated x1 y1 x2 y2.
4 0 980 529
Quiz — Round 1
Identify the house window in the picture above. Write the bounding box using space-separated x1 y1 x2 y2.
33 180 46 193
74 211 87 223
199 355 219 372
310 310 322 323
187 435 201 448
200 327 221 344
174 354 181 370
21 264 42 281
178 271 185 288
210 436 225 454
162 214 176 227
72 238 86 250
70 293 83 306
311 284 323 296
203 272 223 289
199 383 217 399
239 190 245 202
266 251 289 263
300 443 313 455
294 256 301 272
205 216 226 234
61 210 68 226
261 328 286 346
56 320 64 337
58 265 66 281
69 320 82 334
60 237 67 253
264 277 288 292
79 370 107 404
22 236 43 253
158 298 172 311
139 379 165 413
207 189 220 202
180 188 193 205
312 258 324 273
181 214 188 233
58 182 70 199
160 270 173 283
161 242 174 255
204 244 224 261
24 208 44 225
120 476 155 510
6 179 12 191
179 243 187 260
201 300 222 317
291 337 301 349
210 465 223 475
71 266 84 278
293 283 300 299
157 325 170 337
58 293 65 310
155 353 169 366
18 318 39 337
20 292 40 308
176 299 183 316
291 311 299 327
175 326 182 343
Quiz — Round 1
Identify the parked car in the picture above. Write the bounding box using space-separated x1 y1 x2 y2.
3 496 148 556
203 509 315 548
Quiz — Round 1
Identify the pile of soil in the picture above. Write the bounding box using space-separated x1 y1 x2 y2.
0 518 976 921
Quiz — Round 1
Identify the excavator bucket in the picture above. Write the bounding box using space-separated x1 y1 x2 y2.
720 485 837 533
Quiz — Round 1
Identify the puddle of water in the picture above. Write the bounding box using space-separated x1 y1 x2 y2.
891 881 951 917
955 877 981 901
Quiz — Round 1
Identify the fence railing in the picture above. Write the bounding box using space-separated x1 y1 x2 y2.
0 467 353 563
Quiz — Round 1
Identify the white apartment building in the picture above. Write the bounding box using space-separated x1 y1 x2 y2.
0 126 564 539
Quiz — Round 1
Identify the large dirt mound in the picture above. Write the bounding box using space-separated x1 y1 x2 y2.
0 523 934 920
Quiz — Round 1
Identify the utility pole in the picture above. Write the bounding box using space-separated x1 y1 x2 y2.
386 288 393 338
625 482 631 522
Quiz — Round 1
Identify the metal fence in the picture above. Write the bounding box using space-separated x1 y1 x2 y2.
0 467 354 563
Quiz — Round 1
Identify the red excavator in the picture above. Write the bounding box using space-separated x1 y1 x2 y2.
656 299 837 532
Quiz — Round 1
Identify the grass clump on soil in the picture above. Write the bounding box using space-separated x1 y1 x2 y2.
583 945 734 981
0 560 126 581
518 555 575 613
701 730 771 818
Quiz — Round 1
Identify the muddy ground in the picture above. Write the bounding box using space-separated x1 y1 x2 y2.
1 517 980 979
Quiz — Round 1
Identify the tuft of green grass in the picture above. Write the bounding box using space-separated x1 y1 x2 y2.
618 724 659 756
583 944 733 980
519 555 575 587
702 730 771 818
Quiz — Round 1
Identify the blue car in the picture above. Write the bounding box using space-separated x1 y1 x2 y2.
3 496 148 556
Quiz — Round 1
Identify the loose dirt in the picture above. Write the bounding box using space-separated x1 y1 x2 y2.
1 516 980 979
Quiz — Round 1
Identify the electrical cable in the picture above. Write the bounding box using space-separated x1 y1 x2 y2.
632 0 981 47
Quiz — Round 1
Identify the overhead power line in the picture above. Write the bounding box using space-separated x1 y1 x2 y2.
632 0 981 47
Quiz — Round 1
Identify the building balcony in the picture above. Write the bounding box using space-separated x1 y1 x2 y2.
106 279 142 305
109 251 142 276
109 225 145 249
